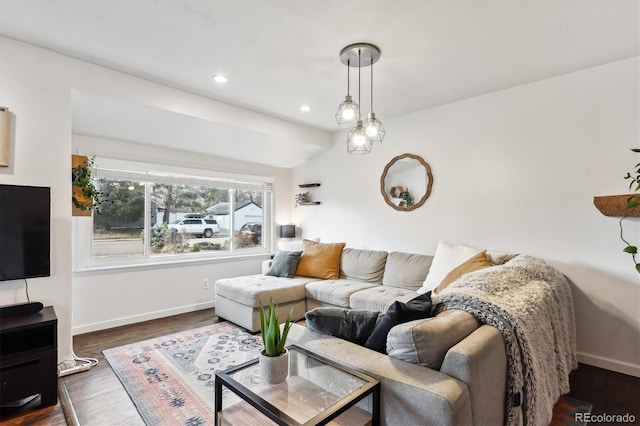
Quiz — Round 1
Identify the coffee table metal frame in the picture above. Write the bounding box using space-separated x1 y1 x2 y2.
214 345 380 426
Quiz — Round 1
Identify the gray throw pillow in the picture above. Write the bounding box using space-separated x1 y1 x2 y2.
305 307 381 346
265 251 303 278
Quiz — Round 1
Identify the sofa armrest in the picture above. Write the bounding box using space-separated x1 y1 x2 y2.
440 325 508 426
287 323 472 425
261 260 273 274
387 309 479 369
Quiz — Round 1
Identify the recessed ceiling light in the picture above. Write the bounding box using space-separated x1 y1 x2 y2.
212 75 228 84
300 105 312 112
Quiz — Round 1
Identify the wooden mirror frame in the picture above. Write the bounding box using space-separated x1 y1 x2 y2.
380 153 433 211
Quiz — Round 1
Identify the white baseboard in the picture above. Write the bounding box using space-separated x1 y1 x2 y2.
72 301 215 335
578 351 640 378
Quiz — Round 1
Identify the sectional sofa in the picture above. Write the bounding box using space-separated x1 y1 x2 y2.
214 241 576 425
215 247 438 332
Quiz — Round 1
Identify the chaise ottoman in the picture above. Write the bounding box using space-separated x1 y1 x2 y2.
214 274 314 332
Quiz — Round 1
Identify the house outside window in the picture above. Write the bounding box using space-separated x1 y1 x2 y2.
75 158 272 271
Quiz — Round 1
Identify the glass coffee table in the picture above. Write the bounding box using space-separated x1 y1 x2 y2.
215 345 380 426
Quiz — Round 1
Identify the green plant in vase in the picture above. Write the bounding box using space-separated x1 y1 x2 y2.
259 298 293 357
258 298 293 385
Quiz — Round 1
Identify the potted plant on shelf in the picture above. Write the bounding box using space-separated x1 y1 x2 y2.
621 148 640 273
258 299 293 385
295 191 310 205
593 149 640 273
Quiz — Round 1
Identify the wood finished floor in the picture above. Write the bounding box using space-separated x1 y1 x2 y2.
0 309 218 426
1 308 638 425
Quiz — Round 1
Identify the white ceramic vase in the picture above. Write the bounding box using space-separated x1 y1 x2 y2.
259 348 289 385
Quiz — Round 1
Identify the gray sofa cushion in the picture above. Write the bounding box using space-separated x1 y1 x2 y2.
382 251 434 290
305 279 379 308
386 309 480 369
349 286 417 312
339 248 388 283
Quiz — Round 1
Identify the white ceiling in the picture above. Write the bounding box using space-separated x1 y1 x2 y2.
69 89 329 169
1 0 638 167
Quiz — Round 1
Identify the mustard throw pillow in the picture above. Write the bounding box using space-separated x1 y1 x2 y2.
295 240 346 279
435 251 492 293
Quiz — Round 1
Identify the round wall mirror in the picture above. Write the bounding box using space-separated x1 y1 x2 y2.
380 153 433 211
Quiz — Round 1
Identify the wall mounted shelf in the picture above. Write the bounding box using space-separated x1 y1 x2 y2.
296 183 321 205
593 194 640 217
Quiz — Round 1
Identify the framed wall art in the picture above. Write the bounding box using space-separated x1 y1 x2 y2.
0 107 8 167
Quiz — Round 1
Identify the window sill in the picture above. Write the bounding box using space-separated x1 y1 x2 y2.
74 251 272 274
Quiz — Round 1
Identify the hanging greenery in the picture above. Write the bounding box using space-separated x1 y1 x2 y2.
72 156 105 213
620 148 640 273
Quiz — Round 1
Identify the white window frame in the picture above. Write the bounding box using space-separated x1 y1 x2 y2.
74 158 273 272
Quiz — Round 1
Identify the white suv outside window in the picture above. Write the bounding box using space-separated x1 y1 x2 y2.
168 218 220 238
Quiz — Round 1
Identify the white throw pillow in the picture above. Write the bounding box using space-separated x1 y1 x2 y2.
417 241 481 294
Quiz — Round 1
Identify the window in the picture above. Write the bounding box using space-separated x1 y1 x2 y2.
76 158 273 270
92 179 145 259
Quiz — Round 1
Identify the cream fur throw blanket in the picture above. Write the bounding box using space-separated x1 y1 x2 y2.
432 255 577 426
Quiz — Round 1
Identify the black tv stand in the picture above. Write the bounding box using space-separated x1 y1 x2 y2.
0 306 58 411
0 302 44 319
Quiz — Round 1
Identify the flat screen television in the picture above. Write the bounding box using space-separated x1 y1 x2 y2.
0 184 51 281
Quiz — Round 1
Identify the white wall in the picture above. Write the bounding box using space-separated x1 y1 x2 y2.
0 37 322 360
293 58 640 376
0 38 75 363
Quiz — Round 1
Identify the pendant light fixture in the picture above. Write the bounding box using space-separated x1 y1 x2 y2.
335 59 359 128
346 48 371 154
364 59 385 144
337 43 383 155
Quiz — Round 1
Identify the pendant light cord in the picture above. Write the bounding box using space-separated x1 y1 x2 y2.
357 49 362 120
347 59 350 95
370 61 374 113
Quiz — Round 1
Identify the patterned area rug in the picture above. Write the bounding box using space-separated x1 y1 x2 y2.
551 396 593 426
103 321 262 426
